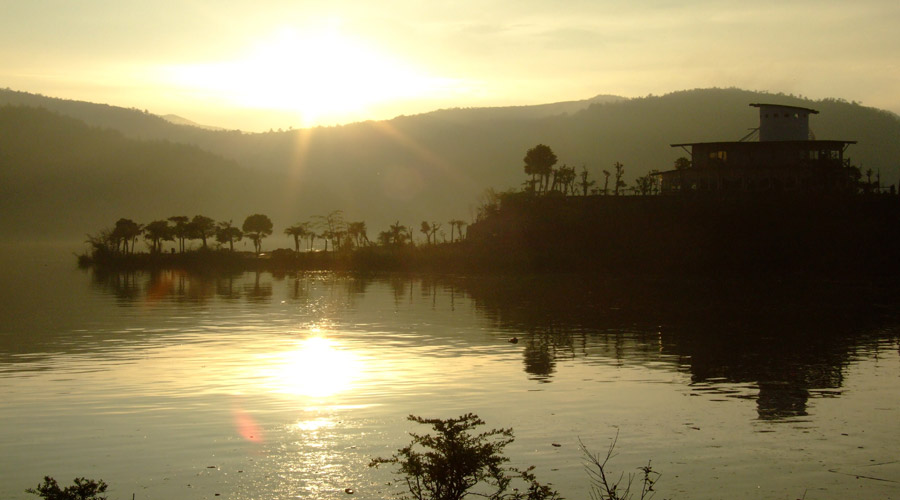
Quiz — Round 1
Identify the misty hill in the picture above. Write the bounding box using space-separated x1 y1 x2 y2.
0 106 281 241
161 114 224 130
3 87 900 244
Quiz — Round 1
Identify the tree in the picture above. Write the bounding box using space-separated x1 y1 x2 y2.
216 220 243 251
143 219 172 253
189 215 216 249
386 221 409 246
313 210 346 252
420 221 432 245
112 218 142 254
634 170 659 196
523 144 558 194
348 221 369 248
579 166 596 196
284 223 308 252
602 170 611 195
26 476 108 500
554 164 576 195
370 414 560 500
168 216 189 253
242 214 273 253
448 219 467 242
613 162 626 196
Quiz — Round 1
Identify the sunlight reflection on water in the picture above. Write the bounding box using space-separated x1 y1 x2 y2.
1 254 899 499
257 335 364 398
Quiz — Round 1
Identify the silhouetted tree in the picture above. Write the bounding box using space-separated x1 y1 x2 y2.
168 216 189 253
387 221 409 246
216 220 242 251
523 144 558 194
602 169 611 195
242 214 273 253
313 210 346 251
553 164 576 195
112 218 142 254
633 170 659 196
189 215 216 249
448 219 467 242
284 223 308 252
143 220 172 253
347 221 368 248
613 162 626 196
420 221 431 245
579 166 596 196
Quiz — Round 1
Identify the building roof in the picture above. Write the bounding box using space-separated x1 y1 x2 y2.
670 139 856 148
749 103 819 114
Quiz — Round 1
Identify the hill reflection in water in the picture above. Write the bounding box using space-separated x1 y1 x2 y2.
86 269 900 423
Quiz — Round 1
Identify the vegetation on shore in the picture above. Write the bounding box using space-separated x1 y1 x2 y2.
78 143 900 278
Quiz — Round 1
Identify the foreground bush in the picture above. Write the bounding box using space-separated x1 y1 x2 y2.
26 476 107 500
370 413 561 500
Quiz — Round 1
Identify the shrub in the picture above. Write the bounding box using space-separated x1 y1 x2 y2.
25 476 108 500
370 413 560 500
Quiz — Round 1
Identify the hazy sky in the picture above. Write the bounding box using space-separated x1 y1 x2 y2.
3 0 898 131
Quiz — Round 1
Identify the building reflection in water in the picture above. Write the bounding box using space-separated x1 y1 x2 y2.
458 274 900 421
86 269 900 422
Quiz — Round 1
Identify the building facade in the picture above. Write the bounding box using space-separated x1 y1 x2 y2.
657 104 858 194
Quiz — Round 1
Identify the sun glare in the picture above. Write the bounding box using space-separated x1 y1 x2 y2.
264 335 363 398
169 26 447 126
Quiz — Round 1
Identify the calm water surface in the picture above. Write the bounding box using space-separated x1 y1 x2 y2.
1 243 899 499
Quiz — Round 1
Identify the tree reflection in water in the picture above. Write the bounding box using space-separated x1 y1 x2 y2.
458 274 900 421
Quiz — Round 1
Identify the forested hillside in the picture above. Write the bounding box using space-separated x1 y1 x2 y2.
0 106 279 240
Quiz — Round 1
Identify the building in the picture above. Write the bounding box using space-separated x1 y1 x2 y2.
656 104 859 194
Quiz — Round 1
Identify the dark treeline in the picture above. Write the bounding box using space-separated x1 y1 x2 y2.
79 209 476 273
78 138 900 279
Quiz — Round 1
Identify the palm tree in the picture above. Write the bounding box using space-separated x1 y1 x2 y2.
388 221 408 246
284 223 308 252
113 218 142 254
420 221 432 245
348 221 369 248
452 220 468 242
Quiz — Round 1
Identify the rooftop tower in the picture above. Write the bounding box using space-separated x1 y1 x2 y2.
750 103 819 142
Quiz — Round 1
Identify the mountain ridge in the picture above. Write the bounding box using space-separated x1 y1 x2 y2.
3 87 899 243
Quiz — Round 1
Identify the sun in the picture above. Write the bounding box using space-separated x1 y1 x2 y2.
170 25 443 127
263 335 364 398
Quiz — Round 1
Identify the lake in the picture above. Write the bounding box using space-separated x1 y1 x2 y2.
1 243 899 499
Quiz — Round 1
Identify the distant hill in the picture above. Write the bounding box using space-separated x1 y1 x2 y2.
0 106 280 241
161 114 224 130
3 87 899 244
